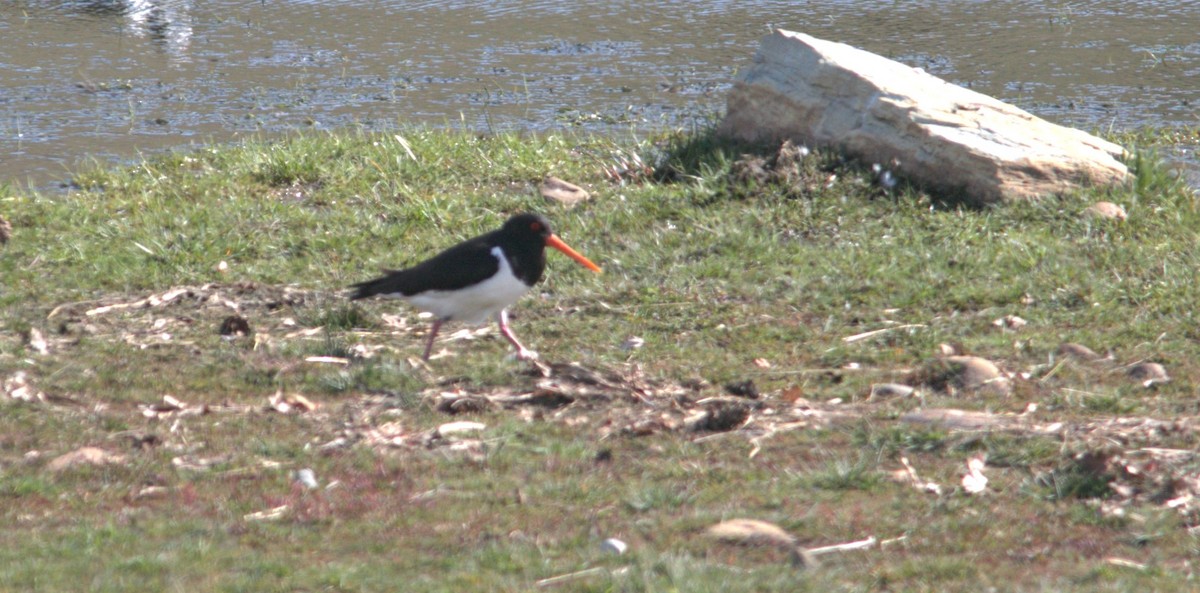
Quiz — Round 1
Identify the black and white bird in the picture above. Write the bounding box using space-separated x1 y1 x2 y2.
349 212 601 360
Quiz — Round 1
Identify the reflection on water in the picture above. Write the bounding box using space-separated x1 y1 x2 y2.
113 0 193 59
40 0 193 60
1 1 1197 188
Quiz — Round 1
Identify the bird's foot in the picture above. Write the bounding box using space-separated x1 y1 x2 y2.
509 347 540 361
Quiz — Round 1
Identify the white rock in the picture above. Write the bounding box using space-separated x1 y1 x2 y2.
600 538 628 555
294 468 318 489
436 421 487 437
1085 201 1127 220
620 336 645 351
1057 342 1101 361
719 30 1128 205
540 175 590 206
936 356 1012 396
1127 362 1169 387
869 383 916 399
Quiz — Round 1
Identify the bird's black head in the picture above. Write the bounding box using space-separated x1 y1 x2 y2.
500 212 602 275
502 212 554 240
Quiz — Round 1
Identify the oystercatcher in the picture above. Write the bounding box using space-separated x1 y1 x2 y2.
350 213 601 360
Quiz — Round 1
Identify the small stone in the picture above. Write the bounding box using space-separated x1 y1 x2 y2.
706 519 795 547
620 336 645 351
992 315 1027 330
705 518 816 568
294 468 318 489
437 421 486 437
901 408 1013 430
686 401 752 432
600 538 628 555
869 383 915 399
133 485 171 500
719 30 1127 205
47 447 127 472
724 380 760 399
919 356 1011 396
1057 342 1101 361
936 343 958 356
1127 362 1169 387
1085 201 1127 221
540 175 590 206
961 455 989 495
219 315 251 337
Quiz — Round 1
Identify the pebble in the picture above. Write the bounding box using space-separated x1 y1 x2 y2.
600 538 628 555
1085 201 1127 221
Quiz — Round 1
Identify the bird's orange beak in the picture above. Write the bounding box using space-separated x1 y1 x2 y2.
546 234 602 273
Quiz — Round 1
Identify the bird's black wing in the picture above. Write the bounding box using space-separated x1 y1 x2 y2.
349 232 502 299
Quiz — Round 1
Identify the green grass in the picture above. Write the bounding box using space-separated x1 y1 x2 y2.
1 125 1200 591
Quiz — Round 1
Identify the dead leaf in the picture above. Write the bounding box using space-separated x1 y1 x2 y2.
1127 362 1169 388
268 391 318 413
47 447 128 472
219 315 251 336
1057 342 1101 361
992 315 1027 330
936 343 959 356
446 326 491 342
843 324 926 343
85 287 192 317
1104 557 1147 570
171 455 230 472
141 394 189 417
915 356 1011 396
962 455 989 494
901 408 1014 431
620 336 645 351
540 175 590 206
686 400 752 432
133 485 171 500
163 394 187 408
26 328 49 355
535 567 611 588
243 505 289 522
1085 201 1127 221
0 215 10 244
361 421 409 448
724 380 759 399
4 371 43 402
284 327 324 339
869 383 915 399
705 518 814 568
599 538 628 555
780 385 805 403
891 456 943 495
436 393 495 414
706 518 795 547
293 468 318 489
379 313 409 329
436 421 486 437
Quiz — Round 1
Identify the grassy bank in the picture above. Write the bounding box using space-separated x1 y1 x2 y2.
1 126 1200 591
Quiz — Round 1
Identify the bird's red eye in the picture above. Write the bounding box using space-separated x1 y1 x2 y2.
530 222 542 232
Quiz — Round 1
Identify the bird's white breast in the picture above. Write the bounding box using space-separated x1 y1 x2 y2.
402 246 532 323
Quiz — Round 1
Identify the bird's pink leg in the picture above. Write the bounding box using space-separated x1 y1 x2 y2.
496 309 538 360
422 319 444 361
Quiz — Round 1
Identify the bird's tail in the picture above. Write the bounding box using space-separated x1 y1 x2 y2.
348 272 400 300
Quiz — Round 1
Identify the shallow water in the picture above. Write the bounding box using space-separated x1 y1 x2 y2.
2 1 1197 189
